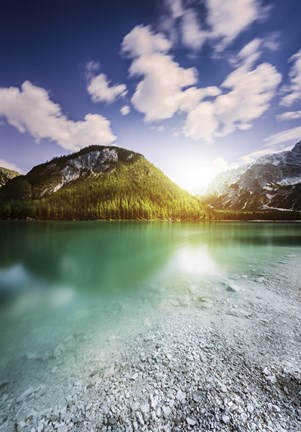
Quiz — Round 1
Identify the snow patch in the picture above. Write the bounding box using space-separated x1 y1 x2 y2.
278 177 301 186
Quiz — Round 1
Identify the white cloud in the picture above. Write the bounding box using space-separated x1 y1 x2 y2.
121 25 171 58
163 0 265 52
181 9 206 50
179 86 221 112
216 62 281 137
264 126 301 146
120 105 130 116
0 159 23 173
122 25 280 143
263 33 281 52
87 73 127 103
184 62 281 142
129 53 198 121
207 0 263 51
165 0 183 19
85 61 100 79
237 38 262 66
122 25 221 123
277 111 301 121
280 49 301 107
184 101 218 142
183 39 276 142
0 81 116 151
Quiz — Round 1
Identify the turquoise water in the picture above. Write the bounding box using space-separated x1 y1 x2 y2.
0 221 300 403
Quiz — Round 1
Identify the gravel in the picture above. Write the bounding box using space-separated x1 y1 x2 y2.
0 255 300 432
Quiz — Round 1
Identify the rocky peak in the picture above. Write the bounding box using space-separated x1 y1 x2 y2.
292 141 301 153
207 139 301 211
27 145 140 197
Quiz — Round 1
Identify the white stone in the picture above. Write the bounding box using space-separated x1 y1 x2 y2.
162 406 171 417
186 417 196 426
176 389 186 401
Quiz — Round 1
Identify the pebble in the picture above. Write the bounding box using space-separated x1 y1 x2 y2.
267 374 277 384
247 403 254 413
226 282 241 293
222 415 230 424
162 406 171 417
141 403 149 414
176 389 186 401
256 277 267 283
3 265 300 432
186 417 196 426
220 384 227 393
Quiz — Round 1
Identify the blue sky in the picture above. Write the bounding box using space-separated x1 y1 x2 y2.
0 0 301 191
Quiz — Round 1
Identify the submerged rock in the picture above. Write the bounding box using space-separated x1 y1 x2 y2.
226 281 241 293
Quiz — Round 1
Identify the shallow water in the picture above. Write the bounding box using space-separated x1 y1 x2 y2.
0 221 300 405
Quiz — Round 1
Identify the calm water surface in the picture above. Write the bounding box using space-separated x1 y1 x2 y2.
0 221 300 396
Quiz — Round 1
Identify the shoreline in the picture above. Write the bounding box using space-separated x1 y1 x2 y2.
1 254 300 431
1 218 301 223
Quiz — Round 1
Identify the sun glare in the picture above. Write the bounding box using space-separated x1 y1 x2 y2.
171 157 232 193
176 246 219 276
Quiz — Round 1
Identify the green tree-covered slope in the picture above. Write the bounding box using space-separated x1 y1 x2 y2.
0 146 206 221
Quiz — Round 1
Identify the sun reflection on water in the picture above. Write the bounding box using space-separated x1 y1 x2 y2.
175 245 220 276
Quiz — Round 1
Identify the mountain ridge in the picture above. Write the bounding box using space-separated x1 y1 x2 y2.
207 141 301 212
0 145 206 221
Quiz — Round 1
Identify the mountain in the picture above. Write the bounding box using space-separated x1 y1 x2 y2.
0 167 19 187
207 141 301 212
0 145 205 220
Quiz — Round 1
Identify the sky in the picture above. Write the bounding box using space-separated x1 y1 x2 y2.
0 0 301 192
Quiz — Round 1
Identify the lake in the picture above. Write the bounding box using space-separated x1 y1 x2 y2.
0 221 301 427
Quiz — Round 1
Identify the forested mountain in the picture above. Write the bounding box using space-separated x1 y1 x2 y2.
0 167 19 187
0 145 206 221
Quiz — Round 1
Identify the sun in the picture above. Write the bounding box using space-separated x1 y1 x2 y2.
169 157 231 194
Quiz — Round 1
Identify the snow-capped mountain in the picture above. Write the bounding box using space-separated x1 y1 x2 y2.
207 141 301 211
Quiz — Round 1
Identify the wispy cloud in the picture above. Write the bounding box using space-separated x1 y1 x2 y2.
87 72 127 104
120 105 130 116
240 145 293 164
280 49 301 107
276 111 301 121
264 126 301 146
162 0 267 52
0 159 23 173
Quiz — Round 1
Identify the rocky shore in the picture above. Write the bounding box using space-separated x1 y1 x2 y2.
1 255 300 432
